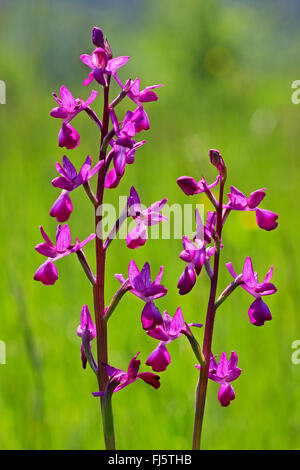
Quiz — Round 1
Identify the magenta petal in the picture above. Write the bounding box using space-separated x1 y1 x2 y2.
60 85 76 111
56 224 71 252
228 186 248 210
126 224 147 249
107 56 130 73
128 186 141 215
147 326 170 342
104 167 121 189
127 353 141 380
218 383 235 407
144 284 168 300
139 89 159 102
52 176 74 191
35 243 57 258
247 188 266 209
242 256 256 288
177 176 200 195
255 282 277 296
248 297 272 326
34 261 58 286
93 67 106 86
177 266 196 295
141 302 163 330
50 107 69 119
137 372 160 389
145 343 171 372
62 155 77 179
50 192 73 223
169 307 184 335
80 54 93 68
83 72 94 87
256 208 278 231
78 155 92 182
58 122 80 150
128 260 144 291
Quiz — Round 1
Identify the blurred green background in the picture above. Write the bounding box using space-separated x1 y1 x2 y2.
0 0 299 450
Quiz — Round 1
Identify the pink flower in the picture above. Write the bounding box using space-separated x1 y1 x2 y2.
226 256 277 326
146 307 202 372
226 186 278 231
126 187 167 249
115 260 167 330
80 47 129 87
50 86 98 149
34 225 95 285
92 353 160 396
196 351 241 407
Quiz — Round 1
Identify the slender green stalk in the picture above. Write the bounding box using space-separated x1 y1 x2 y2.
215 275 243 310
104 280 131 323
101 383 116 450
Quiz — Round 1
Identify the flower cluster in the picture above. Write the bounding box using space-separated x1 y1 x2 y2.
34 25 278 450
34 27 170 433
177 148 278 411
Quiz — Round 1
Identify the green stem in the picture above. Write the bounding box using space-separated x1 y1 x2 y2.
104 280 131 323
101 383 116 450
215 275 243 310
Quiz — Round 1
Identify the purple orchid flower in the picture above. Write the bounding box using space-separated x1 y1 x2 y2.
146 307 203 372
50 86 98 149
126 187 167 249
105 141 145 189
114 75 163 106
104 108 148 189
226 256 277 326
52 155 103 192
178 210 216 295
92 353 160 396
34 224 95 286
226 186 278 231
77 305 96 369
177 174 220 196
128 78 163 106
80 46 129 87
115 260 167 330
50 155 103 221
196 351 241 407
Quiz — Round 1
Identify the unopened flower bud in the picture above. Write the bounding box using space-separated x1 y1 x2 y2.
209 149 227 180
92 27 105 48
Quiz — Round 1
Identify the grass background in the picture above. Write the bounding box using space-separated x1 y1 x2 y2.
0 0 299 449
